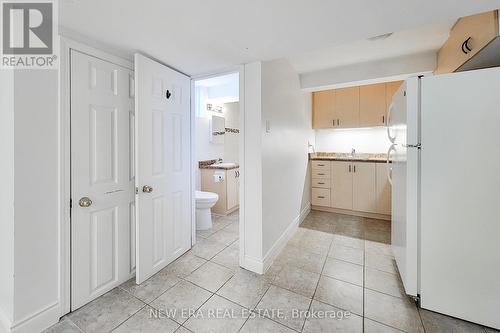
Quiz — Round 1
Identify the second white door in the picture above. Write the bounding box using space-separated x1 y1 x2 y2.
135 54 192 284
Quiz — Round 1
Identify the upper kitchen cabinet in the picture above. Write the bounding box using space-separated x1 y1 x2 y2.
312 90 336 128
386 80 403 109
312 81 403 129
359 83 386 127
435 10 500 74
335 86 359 128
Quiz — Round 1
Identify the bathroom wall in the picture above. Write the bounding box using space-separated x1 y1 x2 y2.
315 127 391 154
195 116 224 190
223 102 239 163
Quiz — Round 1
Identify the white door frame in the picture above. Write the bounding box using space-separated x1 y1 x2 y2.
189 68 245 267
59 37 134 316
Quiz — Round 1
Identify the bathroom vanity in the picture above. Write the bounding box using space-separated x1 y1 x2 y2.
200 161 240 215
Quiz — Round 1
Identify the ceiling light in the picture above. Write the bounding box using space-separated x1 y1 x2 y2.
367 33 393 42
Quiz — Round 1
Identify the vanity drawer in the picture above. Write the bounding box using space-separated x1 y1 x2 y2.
312 169 330 179
311 160 331 171
312 178 331 189
312 188 331 207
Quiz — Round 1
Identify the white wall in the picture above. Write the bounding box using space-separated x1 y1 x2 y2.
13 70 60 329
241 60 313 273
242 62 263 266
0 70 15 331
0 70 61 333
223 102 239 163
194 116 226 190
261 59 312 255
315 127 391 153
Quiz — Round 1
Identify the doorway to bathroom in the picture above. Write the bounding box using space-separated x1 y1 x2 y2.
191 71 242 270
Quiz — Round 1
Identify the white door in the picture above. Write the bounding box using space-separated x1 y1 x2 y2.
135 54 192 284
71 50 135 309
420 68 500 329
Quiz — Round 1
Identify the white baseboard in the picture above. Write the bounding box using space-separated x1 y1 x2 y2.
261 204 310 274
240 255 264 274
9 302 60 333
0 308 11 333
299 202 311 224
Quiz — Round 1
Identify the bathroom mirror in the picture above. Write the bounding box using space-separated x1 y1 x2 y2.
210 115 225 144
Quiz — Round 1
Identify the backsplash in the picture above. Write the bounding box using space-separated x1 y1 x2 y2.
314 127 391 153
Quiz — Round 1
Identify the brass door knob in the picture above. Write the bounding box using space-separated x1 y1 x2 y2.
142 185 153 193
79 197 92 207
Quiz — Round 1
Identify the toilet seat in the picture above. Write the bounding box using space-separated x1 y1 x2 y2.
195 190 218 203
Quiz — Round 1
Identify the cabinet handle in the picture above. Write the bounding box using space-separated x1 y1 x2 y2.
317 164 325 166
317 173 325 175
382 115 385 124
318 182 325 185
337 119 340 126
461 37 472 54
348 165 351 173
353 165 356 173
318 196 325 199
332 119 335 127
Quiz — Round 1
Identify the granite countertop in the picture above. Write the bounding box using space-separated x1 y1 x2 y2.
199 159 240 170
309 152 388 163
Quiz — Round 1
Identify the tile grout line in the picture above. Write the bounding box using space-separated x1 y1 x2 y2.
108 302 149 333
362 238 366 333
298 234 333 332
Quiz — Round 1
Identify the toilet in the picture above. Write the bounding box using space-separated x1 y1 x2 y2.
195 191 219 230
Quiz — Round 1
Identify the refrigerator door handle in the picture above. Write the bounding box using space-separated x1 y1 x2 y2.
403 143 421 149
387 102 396 143
387 144 396 185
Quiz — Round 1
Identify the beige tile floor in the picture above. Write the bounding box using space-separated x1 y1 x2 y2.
45 210 498 333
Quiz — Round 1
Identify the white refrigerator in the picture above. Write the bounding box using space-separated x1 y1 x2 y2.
388 67 500 329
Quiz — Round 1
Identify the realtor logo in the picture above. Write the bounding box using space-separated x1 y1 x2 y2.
1 0 58 69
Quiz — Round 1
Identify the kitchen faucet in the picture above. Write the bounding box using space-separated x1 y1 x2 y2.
351 148 356 157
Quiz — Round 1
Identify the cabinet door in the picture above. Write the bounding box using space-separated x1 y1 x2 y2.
201 169 227 214
312 90 335 129
331 161 353 210
226 169 239 211
386 81 403 112
335 86 359 128
352 162 376 213
435 10 498 74
360 83 386 127
376 163 391 215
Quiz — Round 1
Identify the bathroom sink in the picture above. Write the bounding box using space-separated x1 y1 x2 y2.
212 162 237 168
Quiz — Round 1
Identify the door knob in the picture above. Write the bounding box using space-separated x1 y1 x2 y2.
79 197 92 208
142 185 153 193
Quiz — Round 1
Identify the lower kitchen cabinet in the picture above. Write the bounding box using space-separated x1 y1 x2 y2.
311 160 391 219
331 161 353 210
352 162 377 213
311 188 331 207
375 163 391 215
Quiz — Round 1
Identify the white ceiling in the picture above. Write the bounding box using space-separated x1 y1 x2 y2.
289 21 454 74
60 0 500 76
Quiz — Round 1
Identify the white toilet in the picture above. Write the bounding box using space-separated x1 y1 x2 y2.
195 191 219 230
